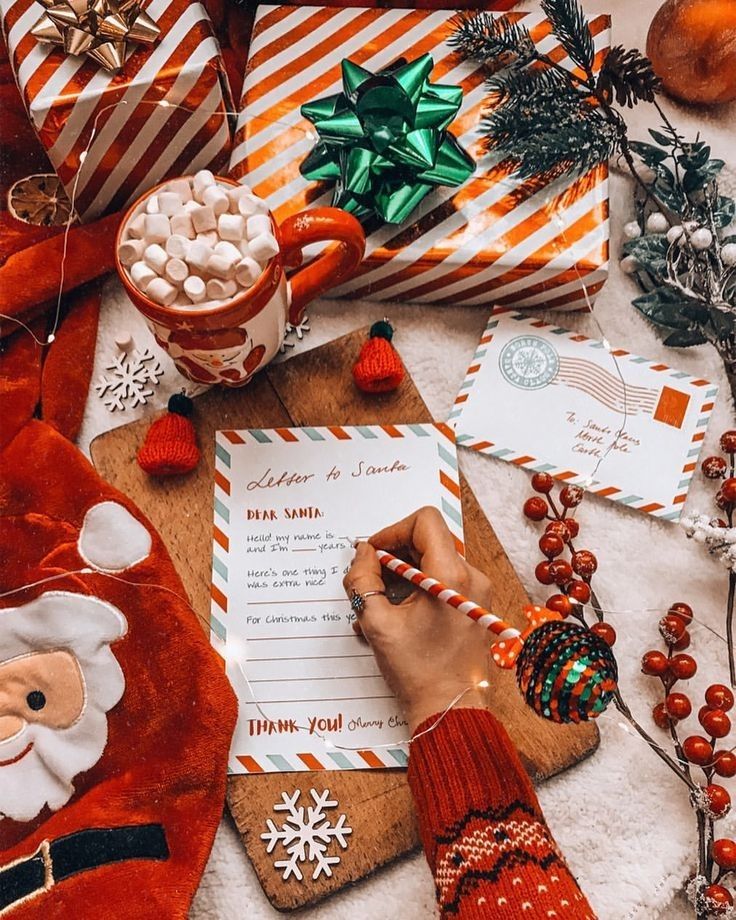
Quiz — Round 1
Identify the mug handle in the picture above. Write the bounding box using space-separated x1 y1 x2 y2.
278 207 366 325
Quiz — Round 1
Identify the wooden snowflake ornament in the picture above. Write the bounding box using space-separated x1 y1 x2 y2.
261 788 352 882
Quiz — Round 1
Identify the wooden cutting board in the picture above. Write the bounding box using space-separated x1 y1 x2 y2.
90 327 598 912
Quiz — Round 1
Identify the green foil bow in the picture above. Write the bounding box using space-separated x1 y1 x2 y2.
299 54 475 225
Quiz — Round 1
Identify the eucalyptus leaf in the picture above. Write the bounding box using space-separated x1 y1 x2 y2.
713 196 736 229
623 234 669 279
629 140 668 167
632 288 694 329
681 301 710 324
663 329 708 347
709 304 735 337
681 142 706 156
623 234 668 260
678 146 710 169
683 159 725 193
649 128 673 147
654 175 686 212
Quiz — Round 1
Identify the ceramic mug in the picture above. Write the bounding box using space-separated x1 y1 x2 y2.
115 176 366 387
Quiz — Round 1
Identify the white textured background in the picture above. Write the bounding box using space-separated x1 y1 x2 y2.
79 1 736 916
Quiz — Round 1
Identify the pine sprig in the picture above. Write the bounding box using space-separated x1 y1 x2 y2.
450 0 666 182
541 0 594 73
484 92 617 178
485 66 569 102
449 11 535 67
597 46 661 108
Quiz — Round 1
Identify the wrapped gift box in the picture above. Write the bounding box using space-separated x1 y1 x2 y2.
1 0 233 221
229 4 610 312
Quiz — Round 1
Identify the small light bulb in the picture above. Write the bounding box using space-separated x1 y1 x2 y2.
477 679 490 689
324 739 335 750
47 333 55 343
602 338 612 353
226 634 247 663
79 151 87 164
159 99 170 108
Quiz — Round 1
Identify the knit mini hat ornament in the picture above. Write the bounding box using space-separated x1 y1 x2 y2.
352 320 405 394
137 392 200 476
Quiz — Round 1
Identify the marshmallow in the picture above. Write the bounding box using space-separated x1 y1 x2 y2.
214 240 243 263
185 241 212 273
218 213 245 241
159 192 183 216
235 256 261 287
196 230 219 247
127 213 147 239
165 258 189 284
183 275 206 303
206 252 237 280
191 204 217 233
145 194 160 214
249 232 279 263
165 178 193 203
246 213 272 240
144 213 171 244
192 169 216 200
130 261 157 290
237 193 268 215
206 278 238 300
147 277 178 306
227 184 252 212
170 212 195 240
236 195 259 217
202 185 230 216
166 234 191 260
118 238 145 266
183 199 200 213
143 243 169 274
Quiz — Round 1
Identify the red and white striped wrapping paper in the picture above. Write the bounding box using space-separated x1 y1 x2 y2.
228 4 610 313
1 0 233 221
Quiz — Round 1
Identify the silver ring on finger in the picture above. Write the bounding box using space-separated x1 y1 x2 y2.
350 588 386 614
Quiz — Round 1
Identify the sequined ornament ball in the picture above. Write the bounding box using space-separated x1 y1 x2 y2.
516 620 618 723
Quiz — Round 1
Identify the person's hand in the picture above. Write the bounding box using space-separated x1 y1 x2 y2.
343 506 492 733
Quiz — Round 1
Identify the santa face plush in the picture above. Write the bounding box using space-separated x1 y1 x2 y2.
0 592 127 824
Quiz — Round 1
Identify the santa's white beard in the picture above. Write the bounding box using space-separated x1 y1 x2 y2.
0 705 109 824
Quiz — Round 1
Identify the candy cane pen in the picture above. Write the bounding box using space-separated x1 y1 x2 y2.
374 548 559 668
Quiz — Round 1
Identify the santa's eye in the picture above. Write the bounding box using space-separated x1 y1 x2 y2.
26 691 46 712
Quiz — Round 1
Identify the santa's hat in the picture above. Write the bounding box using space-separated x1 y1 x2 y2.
0 419 236 918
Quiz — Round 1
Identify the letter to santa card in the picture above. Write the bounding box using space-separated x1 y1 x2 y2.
209 424 463 773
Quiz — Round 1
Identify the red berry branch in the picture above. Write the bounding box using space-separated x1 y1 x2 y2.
643 607 736 917
682 430 736 689
523 474 736 918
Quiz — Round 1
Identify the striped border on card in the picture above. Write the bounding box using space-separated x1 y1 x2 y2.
233 746 410 774
212 423 462 772
450 312 718 522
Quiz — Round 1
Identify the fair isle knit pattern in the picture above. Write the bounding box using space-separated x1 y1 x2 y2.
408 708 597 919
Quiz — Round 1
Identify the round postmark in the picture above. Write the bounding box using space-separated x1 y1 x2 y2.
499 335 559 390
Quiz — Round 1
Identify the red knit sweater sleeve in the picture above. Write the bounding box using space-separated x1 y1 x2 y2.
407 707 596 919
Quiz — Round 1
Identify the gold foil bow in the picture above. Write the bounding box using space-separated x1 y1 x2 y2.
31 0 159 72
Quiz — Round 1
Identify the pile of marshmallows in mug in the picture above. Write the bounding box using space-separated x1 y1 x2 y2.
118 170 278 309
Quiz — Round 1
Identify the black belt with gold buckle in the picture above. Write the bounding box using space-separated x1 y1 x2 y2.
0 824 169 914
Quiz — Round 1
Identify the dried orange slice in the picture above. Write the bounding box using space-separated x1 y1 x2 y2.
7 173 76 226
